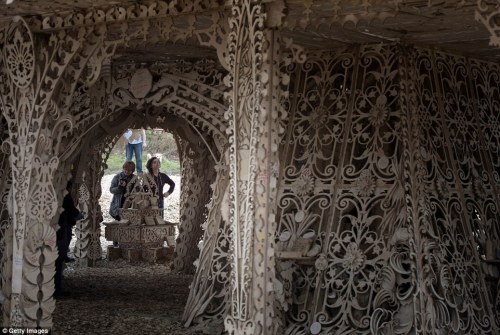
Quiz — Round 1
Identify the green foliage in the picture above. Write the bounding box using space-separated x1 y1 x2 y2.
106 129 180 175
105 153 125 174
105 153 180 175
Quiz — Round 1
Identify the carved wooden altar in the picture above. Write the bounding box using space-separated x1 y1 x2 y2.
104 174 177 263
0 1 500 334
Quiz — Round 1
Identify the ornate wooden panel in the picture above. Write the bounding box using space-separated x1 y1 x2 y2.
274 44 499 335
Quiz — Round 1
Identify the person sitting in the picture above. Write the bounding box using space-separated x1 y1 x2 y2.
145 156 175 217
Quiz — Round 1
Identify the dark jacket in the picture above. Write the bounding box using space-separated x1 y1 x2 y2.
109 172 134 218
151 172 175 208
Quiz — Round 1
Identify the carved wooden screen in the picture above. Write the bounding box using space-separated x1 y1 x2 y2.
410 48 500 333
275 44 499 334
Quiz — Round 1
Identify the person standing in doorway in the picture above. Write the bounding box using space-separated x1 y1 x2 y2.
55 181 83 297
123 128 147 173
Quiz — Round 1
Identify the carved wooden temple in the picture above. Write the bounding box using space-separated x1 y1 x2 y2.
1 0 500 334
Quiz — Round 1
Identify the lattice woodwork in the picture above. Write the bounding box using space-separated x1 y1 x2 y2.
1 225 14 325
0 0 499 332
274 43 499 335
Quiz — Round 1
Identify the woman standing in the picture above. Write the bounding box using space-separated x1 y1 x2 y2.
145 156 175 215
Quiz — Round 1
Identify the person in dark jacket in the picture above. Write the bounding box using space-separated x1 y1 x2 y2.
145 156 175 217
109 161 136 221
55 182 83 297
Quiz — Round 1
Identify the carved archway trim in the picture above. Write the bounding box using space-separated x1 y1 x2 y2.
35 1 228 31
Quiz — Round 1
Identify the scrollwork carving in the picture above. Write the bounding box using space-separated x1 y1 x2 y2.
3 18 35 90
22 223 57 327
183 160 231 329
28 156 59 227
174 141 215 273
275 43 499 335
476 0 500 47
74 179 91 260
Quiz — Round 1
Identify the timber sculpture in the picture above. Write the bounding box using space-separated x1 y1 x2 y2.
104 173 177 263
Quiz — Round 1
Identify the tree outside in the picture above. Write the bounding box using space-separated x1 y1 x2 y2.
105 129 180 175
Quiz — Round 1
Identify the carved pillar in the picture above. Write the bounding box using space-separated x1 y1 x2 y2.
74 173 91 262
183 156 230 331
0 18 83 327
223 1 281 334
174 141 215 273
79 140 114 266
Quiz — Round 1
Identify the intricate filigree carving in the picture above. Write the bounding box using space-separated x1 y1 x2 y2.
476 0 500 47
74 178 90 260
183 161 230 329
28 156 59 226
39 1 226 31
173 141 215 273
3 18 35 90
223 0 266 331
23 223 57 327
110 60 228 149
275 43 499 335
0 16 86 326
80 142 111 263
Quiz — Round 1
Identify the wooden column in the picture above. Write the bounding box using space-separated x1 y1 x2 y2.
224 1 281 334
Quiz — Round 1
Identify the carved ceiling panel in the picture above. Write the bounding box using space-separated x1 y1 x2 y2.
1 0 499 62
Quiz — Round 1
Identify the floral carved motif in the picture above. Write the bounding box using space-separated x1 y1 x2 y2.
476 0 500 47
3 18 35 90
275 43 499 334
